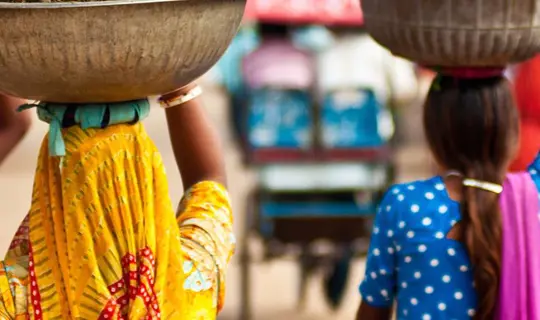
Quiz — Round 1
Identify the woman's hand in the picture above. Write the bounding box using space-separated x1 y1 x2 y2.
356 302 393 320
0 94 31 164
161 84 226 190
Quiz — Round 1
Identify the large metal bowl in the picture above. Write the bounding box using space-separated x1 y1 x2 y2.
0 0 245 103
362 0 540 67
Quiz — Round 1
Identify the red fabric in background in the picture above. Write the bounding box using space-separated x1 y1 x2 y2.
514 56 540 120
509 120 540 172
510 55 540 172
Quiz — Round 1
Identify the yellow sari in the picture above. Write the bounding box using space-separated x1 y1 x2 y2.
0 122 235 319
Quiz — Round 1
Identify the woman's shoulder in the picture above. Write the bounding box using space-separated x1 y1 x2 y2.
383 176 447 205
378 176 454 222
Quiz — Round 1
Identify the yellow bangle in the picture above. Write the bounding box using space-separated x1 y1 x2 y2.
158 85 203 109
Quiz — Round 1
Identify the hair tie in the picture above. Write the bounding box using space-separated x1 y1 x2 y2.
463 179 503 194
443 171 503 194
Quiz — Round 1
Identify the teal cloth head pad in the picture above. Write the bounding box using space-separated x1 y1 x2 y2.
18 99 151 157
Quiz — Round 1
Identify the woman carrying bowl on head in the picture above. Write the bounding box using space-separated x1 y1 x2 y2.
0 83 235 319
355 69 540 320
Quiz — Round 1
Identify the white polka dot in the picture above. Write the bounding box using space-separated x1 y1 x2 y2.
380 269 387 275
438 303 447 311
373 227 380 234
411 298 418 305
366 295 373 302
381 289 388 297
425 286 434 294
422 314 431 320
387 230 394 237
407 231 415 238
430 259 439 267
425 192 435 200
460 265 469 272
386 205 392 212
468 309 476 316
399 221 406 228
401 282 407 288
397 194 405 201
455 291 463 300
435 232 444 239
371 272 377 279
392 188 400 194
411 204 420 213
388 247 394 254
403 309 408 316
435 183 445 191
373 248 380 256
408 185 415 190
451 220 457 226
447 248 456 256
422 217 432 226
442 275 451 283
396 245 402 252
414 271 421 279
405 256 412 263
418 244 427 252
438 205 448 214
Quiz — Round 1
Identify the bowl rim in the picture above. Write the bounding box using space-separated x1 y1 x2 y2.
0 0 191 9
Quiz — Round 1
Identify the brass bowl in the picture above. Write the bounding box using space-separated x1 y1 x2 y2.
362 0 540 67
0 0 245 102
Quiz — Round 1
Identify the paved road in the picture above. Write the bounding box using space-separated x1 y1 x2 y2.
0 80 431 319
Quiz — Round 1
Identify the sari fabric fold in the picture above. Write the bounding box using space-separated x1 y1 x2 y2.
496 172 540 320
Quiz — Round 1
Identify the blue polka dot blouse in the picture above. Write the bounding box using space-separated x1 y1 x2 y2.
360 157 540 320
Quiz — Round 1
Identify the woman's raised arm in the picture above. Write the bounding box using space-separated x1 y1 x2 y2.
162 83 227 189
160 84 235 314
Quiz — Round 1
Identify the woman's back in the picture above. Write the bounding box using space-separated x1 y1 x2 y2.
356 73 538 320
360 163 540 319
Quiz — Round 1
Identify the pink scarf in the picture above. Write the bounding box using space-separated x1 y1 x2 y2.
496 172 540 319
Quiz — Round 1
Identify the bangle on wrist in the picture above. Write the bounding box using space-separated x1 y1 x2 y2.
158 85 202 109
